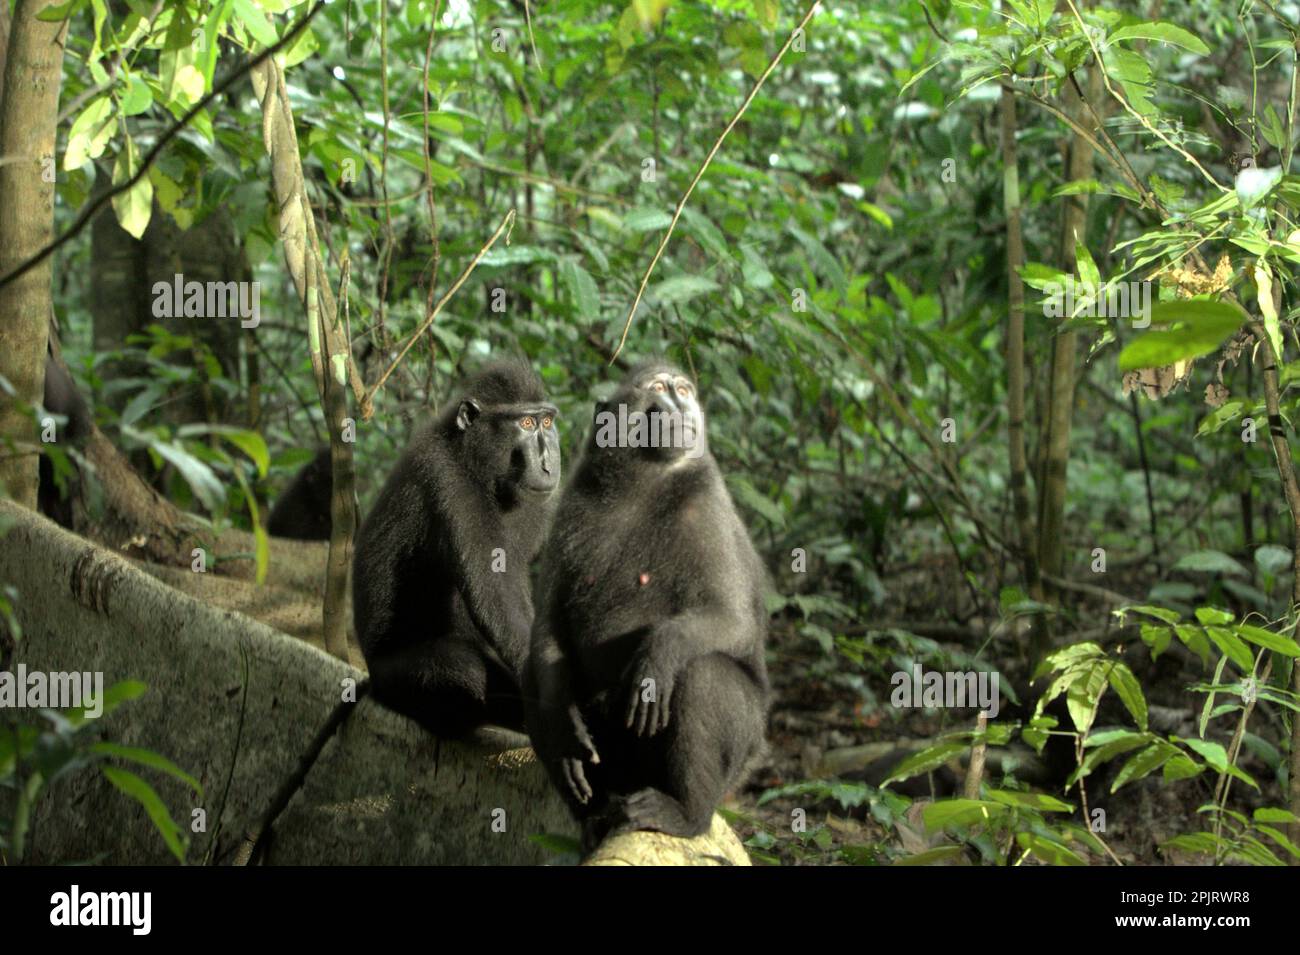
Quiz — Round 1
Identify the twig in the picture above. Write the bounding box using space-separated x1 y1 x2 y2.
362 209 518 418
610 0 822 362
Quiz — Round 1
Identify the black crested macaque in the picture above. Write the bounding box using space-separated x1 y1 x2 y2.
38 351 93 527
267 447 332 540
353 361 560 737
525 362 769 851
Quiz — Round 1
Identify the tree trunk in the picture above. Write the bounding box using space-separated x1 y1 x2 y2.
1036 67 1100 618
999 84 1045 664
0 0 65 506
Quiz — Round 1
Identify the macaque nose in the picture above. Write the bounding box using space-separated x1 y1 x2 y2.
539 436 553 473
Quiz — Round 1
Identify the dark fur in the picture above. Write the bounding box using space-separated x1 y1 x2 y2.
267 447 333 540
524 362 769 851
38 351 92 528
353 360 560 737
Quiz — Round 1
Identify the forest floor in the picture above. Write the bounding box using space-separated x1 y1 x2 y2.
729 550 1287 866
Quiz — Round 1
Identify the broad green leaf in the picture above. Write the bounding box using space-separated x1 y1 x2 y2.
1121 604 1181 625
121 75 153 116
1255 807 1300 825
233 0 278 47
1234 623 1300 657
651 275 719 306
112 137 153 240
1118 300 1248 372
1109 21 1210 55
922 799 1008 831
91 743 202 796
560 259 601 321
985 789 1073 812
64 96 116 170
1254 544 1292 577
102 766 187 862
1016 832 1087 865
893 845 967 865
1075 241 1101 289
1112 742 1173 792
1107 661 1148 730
1176 551 1248 577
1204 626 1255 672
727 476 786 528
884 741 967 785
622 207 673 232
1200 654 1229 738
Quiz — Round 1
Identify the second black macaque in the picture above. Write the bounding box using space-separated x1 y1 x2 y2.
525 362 769 852
38 350 93 528
267 447 333 540
353 360 560 737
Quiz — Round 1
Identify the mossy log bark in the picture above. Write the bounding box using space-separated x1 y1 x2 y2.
0 501 568 864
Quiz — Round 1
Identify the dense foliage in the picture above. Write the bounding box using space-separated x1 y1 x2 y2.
5 0 1300 864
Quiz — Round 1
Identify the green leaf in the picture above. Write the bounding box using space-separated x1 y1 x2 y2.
65 679 147 727
1117 300 1248 372
985 789 1074 812
650 275 719 306
64 96 116 171
1016 832 1087 865
555 260 595 321
1111 742 1173 792
121 74 153 116
1109 21 1210 55
36 0 89 21
622 207 673 232
1161 832 1222 856
1204 626 1255 672
1199 654 1229 738
213 427 270 478
112 138 152 240
1255 807 1300 825
727 476 786 528
741 246 774 289
884 741 967 785
1234 623 1300 657
125 428 225 513
1107 661 1148 731
893 845 967 865
750 0 779 29
1180 737 1259 790
1121 604 1181 625
1074 241 1101 289
1065 658 1109 735
1254 544 1291 577
922 799 1008 831
233 0 278 47
91 743 202 796
1068 731 1151 785
102 766 187 862
1176 551 1248 577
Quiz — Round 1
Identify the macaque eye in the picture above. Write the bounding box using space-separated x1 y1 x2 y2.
650 381 667 393
541 416 554 429
520 416 536 430
677 384 691 397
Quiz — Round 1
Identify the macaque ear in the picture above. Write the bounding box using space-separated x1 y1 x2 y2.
456 398 482 432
